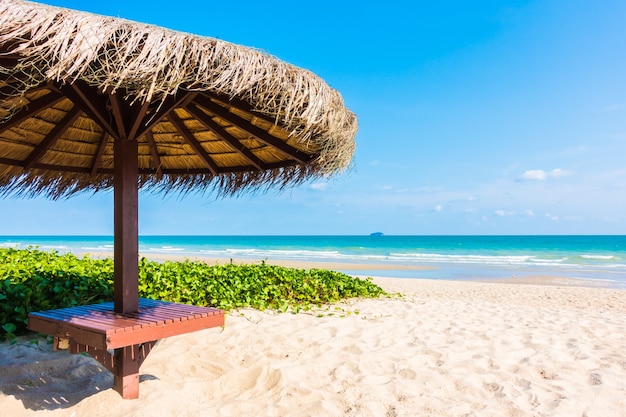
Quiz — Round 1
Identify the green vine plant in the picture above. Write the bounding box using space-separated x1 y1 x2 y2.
0 248 386 341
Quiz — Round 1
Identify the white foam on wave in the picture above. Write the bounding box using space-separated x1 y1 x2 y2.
602 263 626 269
0 242 20 247
581 255 615 260
389 252 535 266
75 244 114 252
40 244 68 250
144 246 185 252
196 248 393 263
532 257 567 263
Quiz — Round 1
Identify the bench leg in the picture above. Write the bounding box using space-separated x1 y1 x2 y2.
62 339 157 399
112 342 156 399
113 346 140 399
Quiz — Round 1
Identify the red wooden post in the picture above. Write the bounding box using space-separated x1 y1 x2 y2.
113 136 139 315
113 346 140 399
111 93 141 397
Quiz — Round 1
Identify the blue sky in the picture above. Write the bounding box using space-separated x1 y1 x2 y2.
2 0 626 235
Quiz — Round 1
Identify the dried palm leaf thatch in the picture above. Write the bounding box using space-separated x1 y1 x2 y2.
0 0 357 198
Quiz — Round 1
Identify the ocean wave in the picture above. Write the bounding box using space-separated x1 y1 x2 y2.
80 245 114 251
0 242 20 247
532 258 568 263
388 252 535 265
40 245 69 250
600 263 626 269
144 246 185 252
199 248 351 260
581 255 615 260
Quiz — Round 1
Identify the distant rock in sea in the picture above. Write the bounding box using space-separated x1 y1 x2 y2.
369 232 384 237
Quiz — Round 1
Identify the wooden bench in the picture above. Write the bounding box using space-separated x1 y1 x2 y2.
28 298 224 399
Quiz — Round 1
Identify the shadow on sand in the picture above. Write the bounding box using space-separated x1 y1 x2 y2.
0 336 158 410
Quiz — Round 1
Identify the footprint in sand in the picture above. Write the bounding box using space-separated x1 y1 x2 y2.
398 368 416 379
588 372 602 385
482 382 504 397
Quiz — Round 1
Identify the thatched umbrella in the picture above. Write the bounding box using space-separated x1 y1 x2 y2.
0 0 356 317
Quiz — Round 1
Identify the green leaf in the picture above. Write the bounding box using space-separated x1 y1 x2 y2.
2 322 17 333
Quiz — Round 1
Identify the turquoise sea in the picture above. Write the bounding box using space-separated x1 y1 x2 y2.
2 235 625 289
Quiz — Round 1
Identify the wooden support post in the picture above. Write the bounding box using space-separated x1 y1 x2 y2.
113 137 139 315
113 346 140 399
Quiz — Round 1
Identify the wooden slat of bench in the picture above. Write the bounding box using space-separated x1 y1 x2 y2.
37 304 159 329
62 303 164 331
67 301 176 324
109 303 216 328
29 300 222 332
132 299 217 315
30 309 120 332
30 307 157 335
32 300 218 330
28 298 224 350
87 300 216 325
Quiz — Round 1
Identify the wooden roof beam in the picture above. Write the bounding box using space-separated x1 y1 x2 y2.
204 91 278 125
108 91 150 141
24 106 82 170
0 57 19 68
90 132 110 176
134 91 197 138
185 103 265 171
167 111 219 176
0 91 65 134
145 130 163 177
108 92 129 140
127 100 150 141
58 81 118 139
0 156 23 167
194 95 311 164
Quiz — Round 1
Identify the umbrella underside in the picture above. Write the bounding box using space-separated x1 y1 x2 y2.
0 79 323 197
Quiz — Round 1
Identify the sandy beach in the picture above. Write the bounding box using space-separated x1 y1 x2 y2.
1 261 625 417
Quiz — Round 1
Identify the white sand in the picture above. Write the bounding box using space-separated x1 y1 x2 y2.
1 277 625 416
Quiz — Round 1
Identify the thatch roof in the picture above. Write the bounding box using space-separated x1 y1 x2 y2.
0 0 357 198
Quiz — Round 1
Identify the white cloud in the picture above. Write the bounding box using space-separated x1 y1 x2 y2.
524 210 535 216
434 204 443 212
550 168 571 178
545 213 560 221
494 210 516 217
521 169 548 180
520 168 572 181
310 182 327 191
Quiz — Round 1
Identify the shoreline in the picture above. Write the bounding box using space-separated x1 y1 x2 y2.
75 250 622 290
74 250 434 271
